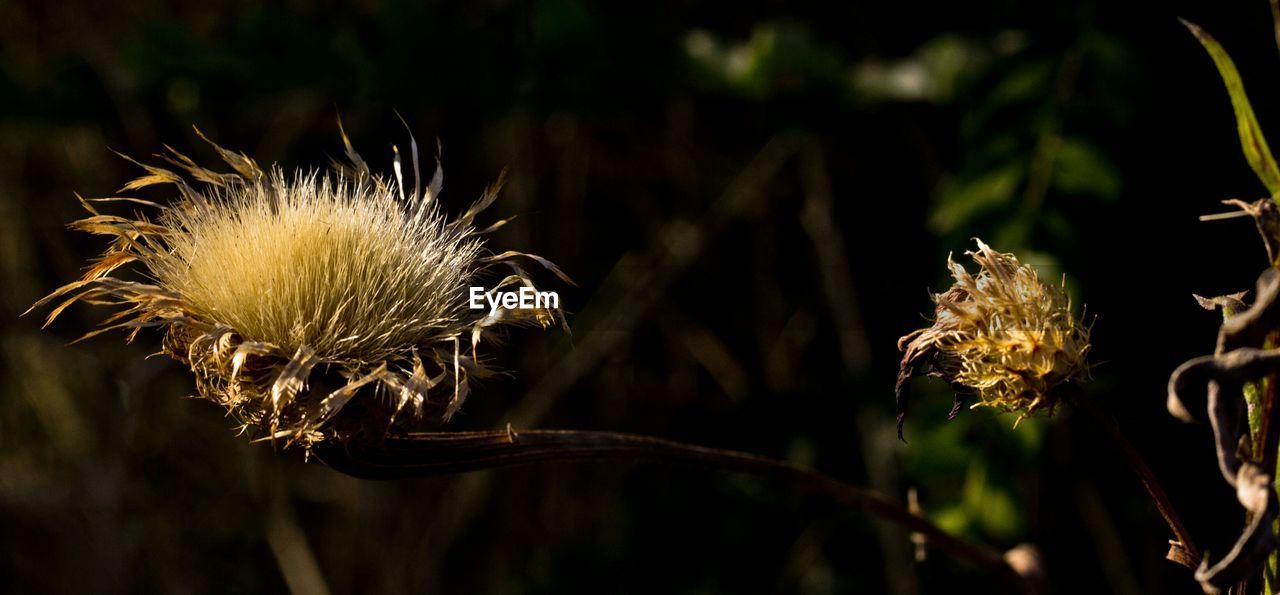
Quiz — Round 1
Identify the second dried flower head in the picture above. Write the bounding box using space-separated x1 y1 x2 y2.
896 240 1090 436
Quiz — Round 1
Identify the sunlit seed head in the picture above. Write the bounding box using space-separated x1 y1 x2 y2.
151 170 479 362
896 239 1090 432
30 126 570 447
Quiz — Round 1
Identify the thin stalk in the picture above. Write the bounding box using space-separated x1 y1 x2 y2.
314 428 1030 591
1070 391 1202 569
1257 337 1280 594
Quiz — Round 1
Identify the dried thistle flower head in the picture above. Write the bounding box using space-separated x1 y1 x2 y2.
896 239 1090 436
29 126 571 448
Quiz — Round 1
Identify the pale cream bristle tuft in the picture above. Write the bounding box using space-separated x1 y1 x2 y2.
30 127 570 447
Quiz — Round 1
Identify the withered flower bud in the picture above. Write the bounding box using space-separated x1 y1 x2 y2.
896 240 1090 436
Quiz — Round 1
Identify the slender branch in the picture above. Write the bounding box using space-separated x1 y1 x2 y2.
1258 370 1280 494
314 427 1030 591
1069 391 1203 569
1255 340 1280 593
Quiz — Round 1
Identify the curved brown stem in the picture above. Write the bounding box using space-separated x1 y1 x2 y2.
314 427 1031 591
1069 391 1203 570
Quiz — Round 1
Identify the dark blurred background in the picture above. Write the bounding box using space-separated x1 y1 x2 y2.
2 0 1277 593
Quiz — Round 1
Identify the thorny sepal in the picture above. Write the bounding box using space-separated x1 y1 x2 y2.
28 126 569 449
896 239 1091 438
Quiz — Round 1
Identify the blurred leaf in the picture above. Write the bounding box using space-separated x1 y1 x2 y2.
930 164 1024 233
960 133 1023 177
851 35 983 103
1038 210 1074 243
987 60 1054 107
927 460 1025 541
991 218 1033 252
1053 138 1120 201
684 23 846 99
850 31 1029 104
1002 414 1046 453
901 403 978 476
1083 31 1139 118
932 502 972 535
1183 19 1280 197
961 461 1023 540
